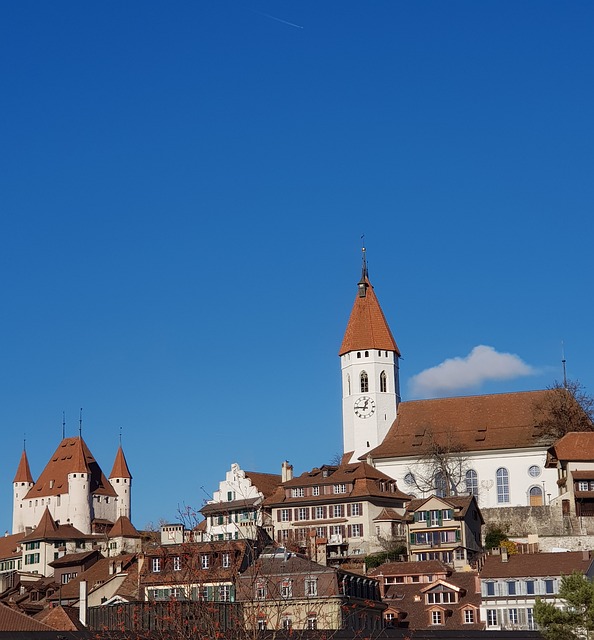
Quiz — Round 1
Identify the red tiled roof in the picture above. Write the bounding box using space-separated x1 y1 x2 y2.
22 513 89 543
28 507 58 538
373 508 406 522
109 445 132 479
25 436 117 499
548 432 594 463
404 495 482 522
108 516 141 538
480 551 593 579
244 471 281 498
0 532 25 561
13 450 34 484
339 277 400 356
0 603 54 631
368 560 450 578
369 390 551 459
35 605 86 631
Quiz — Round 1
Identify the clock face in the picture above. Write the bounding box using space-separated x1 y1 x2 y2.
354 395 375 419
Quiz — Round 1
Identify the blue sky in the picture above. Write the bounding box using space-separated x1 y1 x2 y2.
1 1 593 530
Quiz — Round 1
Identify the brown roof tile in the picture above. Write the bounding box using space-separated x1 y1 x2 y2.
0 532 25 560
370 390 550 459
548 432 594 463
373 507 406 521
339 277 400 356
108 516 141 538
244 471 281 498
480 551 593 578
368 560 450 578
109 445 132 479
35 605 86 631
25 436 117 499
22 515 89 543
404 495 482 522
0 602 54 631
13 449 34 484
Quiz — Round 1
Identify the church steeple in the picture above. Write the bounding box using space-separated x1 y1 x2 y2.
340 250 401 460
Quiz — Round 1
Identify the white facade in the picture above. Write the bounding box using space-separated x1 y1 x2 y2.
341 349 399 460
375 447 556 510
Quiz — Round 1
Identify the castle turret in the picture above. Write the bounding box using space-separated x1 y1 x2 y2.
67 438 91 534
109 445 132 520
12 449 34 533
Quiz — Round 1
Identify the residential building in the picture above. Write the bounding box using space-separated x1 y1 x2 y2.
264 453 410 565
12 437 132 535
237 548 385 631
141 537 254 603
479 549 594 631
199 462 281 542
404 495 483 569
368 560 483 630
546 432 594 517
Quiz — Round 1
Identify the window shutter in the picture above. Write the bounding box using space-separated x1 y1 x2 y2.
340 525 346 537
438 512 443 526
294 508 298 520
305 507 310 519
360 523 363 537
414 512 419 523
347 504 351 516
323 506 327 518
410 533 415 545
230 585 236 603
347 525 352 537
358 502 363 513
277 511 281 522
288 509 292 522
456 529 461 542
207 586 214 601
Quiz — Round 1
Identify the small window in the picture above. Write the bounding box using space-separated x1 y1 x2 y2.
201 555 209 569
464 609 474 624
431 610 443 625
152 558 161 573
528 465 541 478
404 472 415 486
507 581 517 595
305 578 317 596
579 481 589 491
360 371 369 393
281 580 292 598
525 580 535 595
364 351 369 357
307 616 317 630
486 582 495 596
333 483 346 494
496 468 510 504
545 579 555 594
291 488 304 498
312 486 320 496
465 469 479 495
487 609 498 627
357 352 361 359
173 556 181 571
380 371 387 392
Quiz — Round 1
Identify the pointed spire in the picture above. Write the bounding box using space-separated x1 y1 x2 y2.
70 437 89 474
32 507 59 537
108 515 140 538
13 449 34 484
339 252 400 356
109 445 132 479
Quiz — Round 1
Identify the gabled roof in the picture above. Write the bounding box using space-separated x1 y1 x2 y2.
368 560 450 578
264 459 410 506
481 551 593 579
24 436 117 499
109 445 132 479
547 432 594 465
0 602 54 632
35 605 86 631
244 471 281 498
108 516 141 539
13 449 34 484
404 494 483 523
48 550 99 568
369 390 551 459
373 507 406 522
29 507 58 537
339 276 400 356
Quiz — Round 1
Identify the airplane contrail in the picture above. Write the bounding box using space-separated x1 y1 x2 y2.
253 10 304 29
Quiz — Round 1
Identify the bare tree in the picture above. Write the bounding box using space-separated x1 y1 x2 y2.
534 379 594 443
406 428 469 498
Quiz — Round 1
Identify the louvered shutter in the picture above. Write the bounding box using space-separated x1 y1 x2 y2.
347 504 351 516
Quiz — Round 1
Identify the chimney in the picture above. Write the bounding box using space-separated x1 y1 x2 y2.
501 547 509 563
583 550 590 561
281 461 293 483
79 580 88 627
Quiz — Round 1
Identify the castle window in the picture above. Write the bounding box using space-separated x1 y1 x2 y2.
357 352 361 359
346 374 351 396
496 468 510 503
380 371 387 392
364 351 369 357
360 371 369 393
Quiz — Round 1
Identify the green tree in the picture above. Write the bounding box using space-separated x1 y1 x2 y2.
534 571 594 640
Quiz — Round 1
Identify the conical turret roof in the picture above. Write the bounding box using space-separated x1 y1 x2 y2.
13 449 34 484
109 445 132 479
31 507 59 537
339 276 400 356
108 516 140 538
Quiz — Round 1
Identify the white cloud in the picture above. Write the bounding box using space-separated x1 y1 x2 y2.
409 345 537 398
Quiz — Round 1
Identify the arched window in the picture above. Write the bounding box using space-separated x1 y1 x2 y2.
529 485 543 507
496 468 510 504
380 371 387 393
346 374 351 396
465 470 478 496
360 371 369 393
435 472 447 498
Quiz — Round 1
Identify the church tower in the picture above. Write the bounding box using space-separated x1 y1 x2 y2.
339 249 400 461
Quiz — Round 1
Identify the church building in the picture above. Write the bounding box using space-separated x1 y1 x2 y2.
12 436 132 535
339 251 563 510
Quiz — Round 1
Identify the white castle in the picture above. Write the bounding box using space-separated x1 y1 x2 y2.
12 435 132 535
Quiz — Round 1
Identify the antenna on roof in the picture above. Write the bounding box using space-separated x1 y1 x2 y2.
561 341 568 390
79 408 83 437
358 236 368 298
23 433 26 452
62 411 66 439
119 426 122 446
